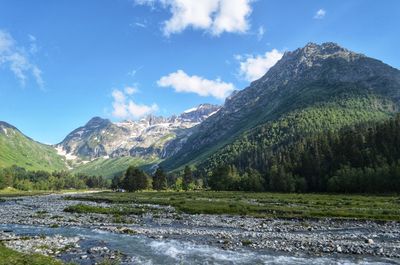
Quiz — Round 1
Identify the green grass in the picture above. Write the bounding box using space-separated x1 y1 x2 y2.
0 125 66 172
70 191 400 221
0 244 62 265
72 156 160 178
64 203 151 215
0 187 102 198
0 187 52 198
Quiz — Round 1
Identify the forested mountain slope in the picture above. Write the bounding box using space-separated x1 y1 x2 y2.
161 42 400 172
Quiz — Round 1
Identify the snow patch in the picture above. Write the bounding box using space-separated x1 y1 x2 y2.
183 107 198 113
207 110 219 117
55 146 78 161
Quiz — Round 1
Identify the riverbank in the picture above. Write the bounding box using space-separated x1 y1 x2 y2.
0 243 62 265
69 191 400 221
0 187 105 198
0 192 399 264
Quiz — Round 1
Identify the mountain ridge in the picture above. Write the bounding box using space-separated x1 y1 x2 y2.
1 42 399 178
0 121 67 172
160 42 400 172
55 104 221 173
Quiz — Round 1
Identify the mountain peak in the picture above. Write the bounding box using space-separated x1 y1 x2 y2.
251 42 369 86
85 117 111 127
179 104 220 122
0 121 17 130
287 42 364 66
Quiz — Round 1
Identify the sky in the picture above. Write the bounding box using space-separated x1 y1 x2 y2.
0 0 399 144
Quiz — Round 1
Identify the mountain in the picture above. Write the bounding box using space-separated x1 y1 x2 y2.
0 121 66 172
56 104 220 176
161 42 400 172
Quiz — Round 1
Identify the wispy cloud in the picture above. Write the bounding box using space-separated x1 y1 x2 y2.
236 49 283 82
314 9 326 19
257 26 265 41
124 85 138 95
111 86 158 120
0 30 43 88
134 22 147 28
28 34 38 54
134 0 253 37
157 70 235 99
127 66 142 77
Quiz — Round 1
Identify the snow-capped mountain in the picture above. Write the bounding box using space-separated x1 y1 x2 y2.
55 104 220 163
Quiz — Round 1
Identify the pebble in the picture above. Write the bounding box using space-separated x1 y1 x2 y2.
0 193 399 260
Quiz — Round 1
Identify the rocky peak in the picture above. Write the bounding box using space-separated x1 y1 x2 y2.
85 117 111 128
276 42 364 74
179 104 220 122
56 103 220 161
0 121 16 130
250 42 373 90
0 121 19 137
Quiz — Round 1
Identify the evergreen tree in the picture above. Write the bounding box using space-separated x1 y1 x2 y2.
153 167 167 190
182 166 193 191
111 174 124 190
122 166 149 192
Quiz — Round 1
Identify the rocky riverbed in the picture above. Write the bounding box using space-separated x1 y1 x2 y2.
0 193 399 264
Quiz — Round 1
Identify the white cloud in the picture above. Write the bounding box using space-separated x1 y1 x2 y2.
128 66 142 77
111 88 158 120
257 26 265 41
162 0 219 36
314 9 326 19
0 30 43 88
134 22 147 28
32 66 44 88
124 86 138 95
112 89 126 102
157 70 235 99
237 49 283 82
134 0 253 36
134 0 157 7
28 34 38 54
127 101 158 118
0 31 14 53
211 0 251 35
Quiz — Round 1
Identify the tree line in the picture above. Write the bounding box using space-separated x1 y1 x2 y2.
0 166 109 191
204 114 400 193
3 113 399 194
112 165 197 192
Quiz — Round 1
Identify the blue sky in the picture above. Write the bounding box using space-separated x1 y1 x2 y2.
0 0 399 144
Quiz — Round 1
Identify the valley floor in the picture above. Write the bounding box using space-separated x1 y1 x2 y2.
0 192 399 264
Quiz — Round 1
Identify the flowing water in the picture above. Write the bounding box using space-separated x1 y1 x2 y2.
0 224 398 265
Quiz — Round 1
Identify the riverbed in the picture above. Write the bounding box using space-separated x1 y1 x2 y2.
0 194 399 264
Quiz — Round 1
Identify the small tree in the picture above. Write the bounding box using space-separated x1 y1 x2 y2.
152 167 168 190
208 165 240 191
182 166 193 191
111 174 124 190
122 166 149 192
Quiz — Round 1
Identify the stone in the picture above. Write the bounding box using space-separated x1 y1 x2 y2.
365 238 374 244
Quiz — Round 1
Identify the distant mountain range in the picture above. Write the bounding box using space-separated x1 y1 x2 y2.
1 42 399 178
0 104 221 176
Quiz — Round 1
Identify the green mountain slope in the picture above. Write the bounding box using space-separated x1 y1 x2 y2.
72 156 159 177
161 42 400 172
198 91 396 174
0 122 66 172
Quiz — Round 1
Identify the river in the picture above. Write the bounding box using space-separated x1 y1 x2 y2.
0 194 399 264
